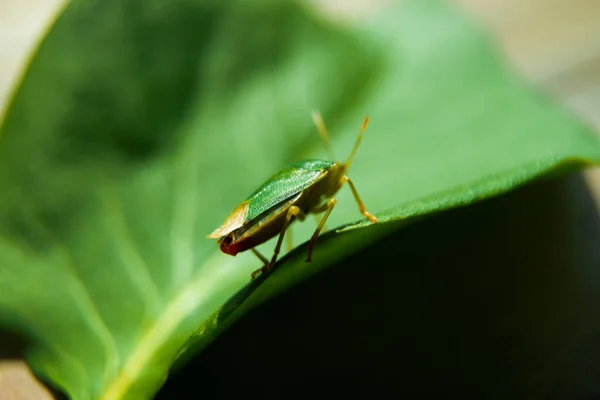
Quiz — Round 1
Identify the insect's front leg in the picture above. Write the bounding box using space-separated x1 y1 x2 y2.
342 176 378 223
251 205 305 279
306 197 337 263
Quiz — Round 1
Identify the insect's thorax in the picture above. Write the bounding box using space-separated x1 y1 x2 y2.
303 161 346 210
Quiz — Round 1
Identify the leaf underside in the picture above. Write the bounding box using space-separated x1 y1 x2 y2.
0 0 599 399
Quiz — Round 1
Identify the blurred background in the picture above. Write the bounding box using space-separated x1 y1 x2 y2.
2 0 600 186
1 0 600 397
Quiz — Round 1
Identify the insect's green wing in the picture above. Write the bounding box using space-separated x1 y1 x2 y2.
245 159 335 222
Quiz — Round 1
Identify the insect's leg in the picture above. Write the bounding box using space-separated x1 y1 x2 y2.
306 197 337 263
342 176 378 223
286 228 294 253
251 205 305 279
251 248 268 264
310 203 327 230
267 206 304 270
250 248 269 280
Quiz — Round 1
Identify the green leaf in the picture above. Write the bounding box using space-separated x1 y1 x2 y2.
1 0 599 399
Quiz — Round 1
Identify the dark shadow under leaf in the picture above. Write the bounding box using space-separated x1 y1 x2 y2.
161 172 600 400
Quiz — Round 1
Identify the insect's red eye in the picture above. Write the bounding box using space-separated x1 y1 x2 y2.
222 235 233 246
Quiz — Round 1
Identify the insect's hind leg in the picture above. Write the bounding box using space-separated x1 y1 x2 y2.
251 205 305 279
306 197 337 263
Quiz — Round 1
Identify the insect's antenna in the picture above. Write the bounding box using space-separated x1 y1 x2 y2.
344 115 369 170
311 111 336 160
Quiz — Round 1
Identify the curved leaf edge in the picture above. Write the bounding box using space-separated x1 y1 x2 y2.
172 155 599 369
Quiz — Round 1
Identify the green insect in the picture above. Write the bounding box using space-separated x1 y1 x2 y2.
207 112 377 279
